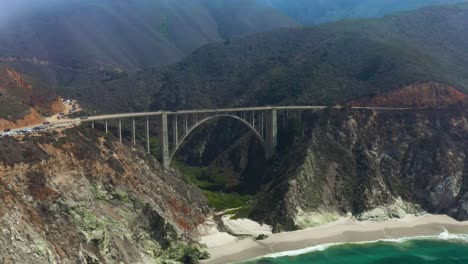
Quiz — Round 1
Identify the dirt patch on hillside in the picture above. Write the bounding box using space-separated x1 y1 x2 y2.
351 82 467 107
0 108 44 131
48 97 66 114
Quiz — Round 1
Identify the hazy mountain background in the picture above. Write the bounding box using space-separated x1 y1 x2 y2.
1 0 466 74
0 0 296 72
149 4 468 109
257 0 468 24
0 0 467 113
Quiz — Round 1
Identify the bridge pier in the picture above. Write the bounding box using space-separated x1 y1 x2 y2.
146 117 150 154
119 120 122 143
261 112 264 137
265 108 277 159
160 112 170 169
252 112 256 129
132 118 136 145
173 115 178 147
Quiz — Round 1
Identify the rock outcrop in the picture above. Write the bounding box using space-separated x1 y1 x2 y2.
251 104 468 231
0 127 210 263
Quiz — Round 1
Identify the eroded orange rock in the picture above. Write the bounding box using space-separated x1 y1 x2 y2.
0 108 44 131
351 82 467 107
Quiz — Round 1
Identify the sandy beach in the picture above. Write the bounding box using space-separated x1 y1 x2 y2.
199 214 468 264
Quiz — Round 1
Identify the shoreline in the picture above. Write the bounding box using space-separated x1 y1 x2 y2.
199 214 468 264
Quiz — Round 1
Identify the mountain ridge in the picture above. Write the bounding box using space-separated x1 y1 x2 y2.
150 4 468 110
0 0 297 72
257 0 468 25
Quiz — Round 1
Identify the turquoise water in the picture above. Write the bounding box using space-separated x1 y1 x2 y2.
241 232 468 264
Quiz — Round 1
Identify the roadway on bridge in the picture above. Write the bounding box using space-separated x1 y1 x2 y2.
72 105 420 123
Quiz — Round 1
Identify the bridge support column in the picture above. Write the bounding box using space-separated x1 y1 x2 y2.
173 115 178 147
265 108 277 159
119 120 122 143
105 121 108 134
159 113 170 169
132 118 136 145
261 112 264 137
253 112 256 130
146 117 150 154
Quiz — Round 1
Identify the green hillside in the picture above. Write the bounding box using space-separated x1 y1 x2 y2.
29 3 468 114
0 0 297 72
258 0 468 25
150 4 468 110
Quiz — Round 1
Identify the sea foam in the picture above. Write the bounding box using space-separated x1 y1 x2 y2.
258 229 468 259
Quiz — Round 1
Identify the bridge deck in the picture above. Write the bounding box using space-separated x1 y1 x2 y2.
78 106 421 122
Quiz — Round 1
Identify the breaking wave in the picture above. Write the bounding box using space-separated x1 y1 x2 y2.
259 229 468 259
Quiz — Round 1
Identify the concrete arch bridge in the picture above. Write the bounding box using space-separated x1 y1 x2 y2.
76 106 415 168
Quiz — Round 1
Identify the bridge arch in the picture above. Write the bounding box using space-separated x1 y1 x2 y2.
169 114 266 162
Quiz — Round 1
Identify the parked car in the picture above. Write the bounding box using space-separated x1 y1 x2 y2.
43 121 51 125
3 128 11 132
32 126 47 131
80 116 89 120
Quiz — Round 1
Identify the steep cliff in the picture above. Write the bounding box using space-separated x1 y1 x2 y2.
251 104 468 231
0 127 210 263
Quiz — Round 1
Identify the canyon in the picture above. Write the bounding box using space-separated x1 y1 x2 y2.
0 2 468 263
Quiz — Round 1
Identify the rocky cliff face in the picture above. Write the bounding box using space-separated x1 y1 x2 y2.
251 104 468 231
0 127 210 263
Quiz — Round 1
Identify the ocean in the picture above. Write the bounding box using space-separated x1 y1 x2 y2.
240 231 468 264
